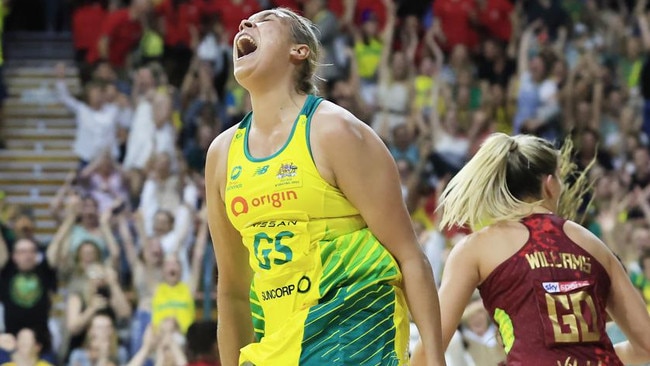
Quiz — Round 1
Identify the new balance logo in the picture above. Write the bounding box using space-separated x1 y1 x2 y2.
254 165 270 176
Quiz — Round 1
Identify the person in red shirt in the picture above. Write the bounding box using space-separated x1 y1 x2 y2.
200 0 260 42
72 0 107 64
432 0 479 53
268 0 301 11
412 133 650 365
476 0 515 43
156 0 201 86
87 0 151 74
326 0 388 29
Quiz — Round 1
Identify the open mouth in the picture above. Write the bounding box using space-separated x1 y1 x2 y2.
236 34 258 59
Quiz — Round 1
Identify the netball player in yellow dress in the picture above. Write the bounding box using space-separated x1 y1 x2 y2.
205 8 445 366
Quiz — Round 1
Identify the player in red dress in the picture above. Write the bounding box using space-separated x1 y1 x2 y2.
413 133 650 365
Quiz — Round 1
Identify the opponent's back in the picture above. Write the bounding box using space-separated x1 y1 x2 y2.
479 213 623 366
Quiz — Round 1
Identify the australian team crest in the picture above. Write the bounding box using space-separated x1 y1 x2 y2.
277 162 298 179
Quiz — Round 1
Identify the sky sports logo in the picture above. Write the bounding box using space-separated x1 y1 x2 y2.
542 280 590 294
231 190 298 217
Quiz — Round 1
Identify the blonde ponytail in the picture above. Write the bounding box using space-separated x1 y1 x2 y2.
439 133 558 231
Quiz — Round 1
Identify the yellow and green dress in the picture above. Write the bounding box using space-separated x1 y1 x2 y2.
224 95 410 365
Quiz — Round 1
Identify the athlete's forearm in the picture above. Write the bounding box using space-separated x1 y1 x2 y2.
615 341 650 365
401 256 446 366
217 296 256 366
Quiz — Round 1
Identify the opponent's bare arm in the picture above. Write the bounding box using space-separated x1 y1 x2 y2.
411 234 481 365
205 127 255 366
310 101 446 366
564 221 650 364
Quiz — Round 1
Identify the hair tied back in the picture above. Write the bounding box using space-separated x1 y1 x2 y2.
508 139 518 152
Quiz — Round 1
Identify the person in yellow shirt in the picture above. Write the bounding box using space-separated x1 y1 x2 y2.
151 254 195 334
0 328 53 366
205 7 445 366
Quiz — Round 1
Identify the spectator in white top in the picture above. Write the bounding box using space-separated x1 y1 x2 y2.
77 151 129 215
54 63 120 167
139 152 193 280
122 65 161 171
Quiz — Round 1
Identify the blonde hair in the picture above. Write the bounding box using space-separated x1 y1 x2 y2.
439 133 558 231
272 8 321 94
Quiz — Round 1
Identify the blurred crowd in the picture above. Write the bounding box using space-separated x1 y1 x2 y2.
1 0 650 365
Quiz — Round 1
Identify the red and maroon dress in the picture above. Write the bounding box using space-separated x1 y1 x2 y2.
478 213 623 366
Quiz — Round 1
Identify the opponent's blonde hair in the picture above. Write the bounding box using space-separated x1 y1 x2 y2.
439 133 558 231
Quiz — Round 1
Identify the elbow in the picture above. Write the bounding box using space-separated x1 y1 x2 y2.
638 338 650 359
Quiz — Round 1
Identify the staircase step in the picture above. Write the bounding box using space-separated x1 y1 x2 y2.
5 47 74 61
5 139 73 151
1 184 62 197
5 118 76 129
5 67 78 78
7 76 79 87
6 31 73 41
0 172 69 185
5 103 71 112
4 109 74 120
2 32 76 243
2 127 75 139
0 161 77 174
4 195 54 207
4 59 76 69
7 82 81 98
33 208 54 219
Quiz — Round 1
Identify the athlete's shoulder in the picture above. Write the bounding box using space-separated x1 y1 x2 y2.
562 218 614 269
206 122 242 162
310 99 377 143
205 123 242 185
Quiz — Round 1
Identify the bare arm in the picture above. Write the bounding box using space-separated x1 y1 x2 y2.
54 77 83 114
427 75 447 146
517 21 541 77
126 326 154 366
98 36 109 60
506 3 521 59
377 0 397 87
205 129 255 366
46 213 76 268
190 209 209 295
425 28 444 73
607 249 650 363
99 209 120 268
312 103 445 365
411 235 480 365
169 205 192 254
590 73 604 131
66 293 103 335
610 251 650 364
117 213 138 269
345 46 371 122
49 171 77 224
562 221 650 364
105 266 132 319
341 0 356 30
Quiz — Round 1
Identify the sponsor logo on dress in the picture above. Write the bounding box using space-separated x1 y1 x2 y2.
230 166 242 180
542 280 590 294
230 190 298 217
260 276 311 302
277 163 297 179
254 165 270 176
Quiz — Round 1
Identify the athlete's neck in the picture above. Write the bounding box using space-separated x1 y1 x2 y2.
529 204 555 215
249 89 309 132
